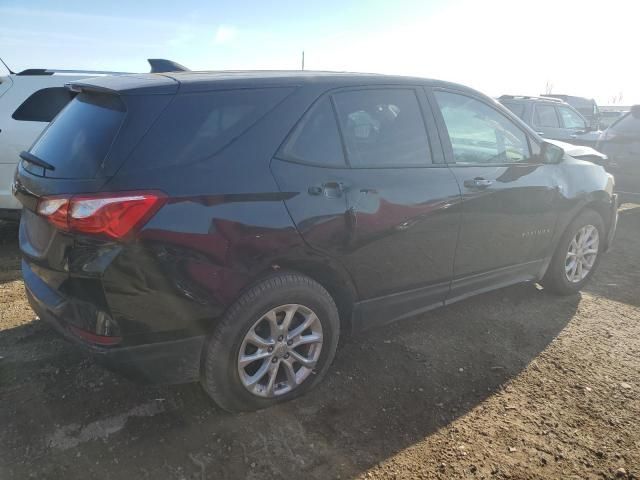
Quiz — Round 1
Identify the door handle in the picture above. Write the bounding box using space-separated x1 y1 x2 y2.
570 134 578 139
463 177 493 189
308 182 348 198
536 131 545 136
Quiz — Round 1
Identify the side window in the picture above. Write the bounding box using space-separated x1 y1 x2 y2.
434 91 532 165
533 104 560 128
558 107 587 129
280 97 346 167
12 87 75 122
332 89 431 167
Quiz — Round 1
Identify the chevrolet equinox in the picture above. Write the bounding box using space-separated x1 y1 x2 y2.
14 71 618 412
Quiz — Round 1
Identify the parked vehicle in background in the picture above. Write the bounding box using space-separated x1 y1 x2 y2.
499 95 601 148
597 105 640 196
0 59 188 220
599 109 628 129
541 94 600 129
14 71 617 412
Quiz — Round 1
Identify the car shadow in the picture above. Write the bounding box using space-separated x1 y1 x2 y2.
1 282 579 479
3 207 640 479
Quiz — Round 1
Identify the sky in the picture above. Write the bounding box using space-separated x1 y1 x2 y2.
1 0 639 105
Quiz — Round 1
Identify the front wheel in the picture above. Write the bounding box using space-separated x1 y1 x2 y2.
200 272 340 412
542 209 605 295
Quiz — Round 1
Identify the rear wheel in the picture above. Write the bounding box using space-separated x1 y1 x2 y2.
201 272 339 412
542 209 604 295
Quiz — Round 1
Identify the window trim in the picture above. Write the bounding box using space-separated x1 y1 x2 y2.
532 103 562 129
430 87 541 167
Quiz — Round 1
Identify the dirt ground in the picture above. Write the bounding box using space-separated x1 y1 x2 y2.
1 206 639 480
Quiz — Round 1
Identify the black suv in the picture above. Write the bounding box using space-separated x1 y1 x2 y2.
597 105 640 196
499 95 601 148
14 72 618 412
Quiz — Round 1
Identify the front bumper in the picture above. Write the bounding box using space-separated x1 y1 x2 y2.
24 261 205 384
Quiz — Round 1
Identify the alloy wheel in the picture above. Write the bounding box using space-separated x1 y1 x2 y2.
237 304 323 398
565 224 599 283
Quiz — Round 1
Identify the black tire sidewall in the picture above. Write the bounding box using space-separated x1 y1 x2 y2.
201 274 339 412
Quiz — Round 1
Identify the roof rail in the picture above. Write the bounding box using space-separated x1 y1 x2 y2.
17 68 129 76
499 94 564 103
15 59 189 77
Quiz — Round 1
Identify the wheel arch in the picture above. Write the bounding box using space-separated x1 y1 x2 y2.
555 192 615 251
258 255 359 338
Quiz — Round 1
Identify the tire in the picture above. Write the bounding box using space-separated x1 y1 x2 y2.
542 209 605 295
200 272 340 412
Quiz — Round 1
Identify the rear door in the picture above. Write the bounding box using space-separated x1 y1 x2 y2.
271 86 461 325
429 88 560 301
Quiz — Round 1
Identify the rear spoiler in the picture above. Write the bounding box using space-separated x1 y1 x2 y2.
66 73 180 96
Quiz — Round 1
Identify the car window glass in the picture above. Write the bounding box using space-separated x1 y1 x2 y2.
558 107 586 129
12 87 75 122
533 105 560 128
129 87 293 169
434 91 532 165
332 89 431 167
280 97 345 166
28 92 125 178
501 101 526 120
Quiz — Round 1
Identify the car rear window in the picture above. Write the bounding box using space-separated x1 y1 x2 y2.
126 87 293 170
27 92 125 178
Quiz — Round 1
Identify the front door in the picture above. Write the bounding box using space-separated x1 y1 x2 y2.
271 88 461 327
531 103 565 141
429 89 560 301
556 105 594 147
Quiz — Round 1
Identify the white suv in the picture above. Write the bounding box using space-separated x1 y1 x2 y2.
0 59 187 220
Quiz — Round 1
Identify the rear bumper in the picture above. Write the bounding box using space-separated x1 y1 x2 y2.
24 261 204 384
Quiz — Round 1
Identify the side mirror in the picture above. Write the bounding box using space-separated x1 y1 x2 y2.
631 105 640 119
541 141 565 164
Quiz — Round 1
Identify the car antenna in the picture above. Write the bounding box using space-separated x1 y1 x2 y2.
0 57 15 74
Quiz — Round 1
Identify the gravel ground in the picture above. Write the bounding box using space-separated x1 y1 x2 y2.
0 206 639 480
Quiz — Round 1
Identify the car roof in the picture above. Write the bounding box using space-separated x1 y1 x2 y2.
69 70 481 96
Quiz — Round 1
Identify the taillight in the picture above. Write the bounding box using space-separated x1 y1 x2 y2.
36 191 166 240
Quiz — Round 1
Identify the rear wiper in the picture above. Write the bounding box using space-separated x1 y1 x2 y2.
19 151 55 171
